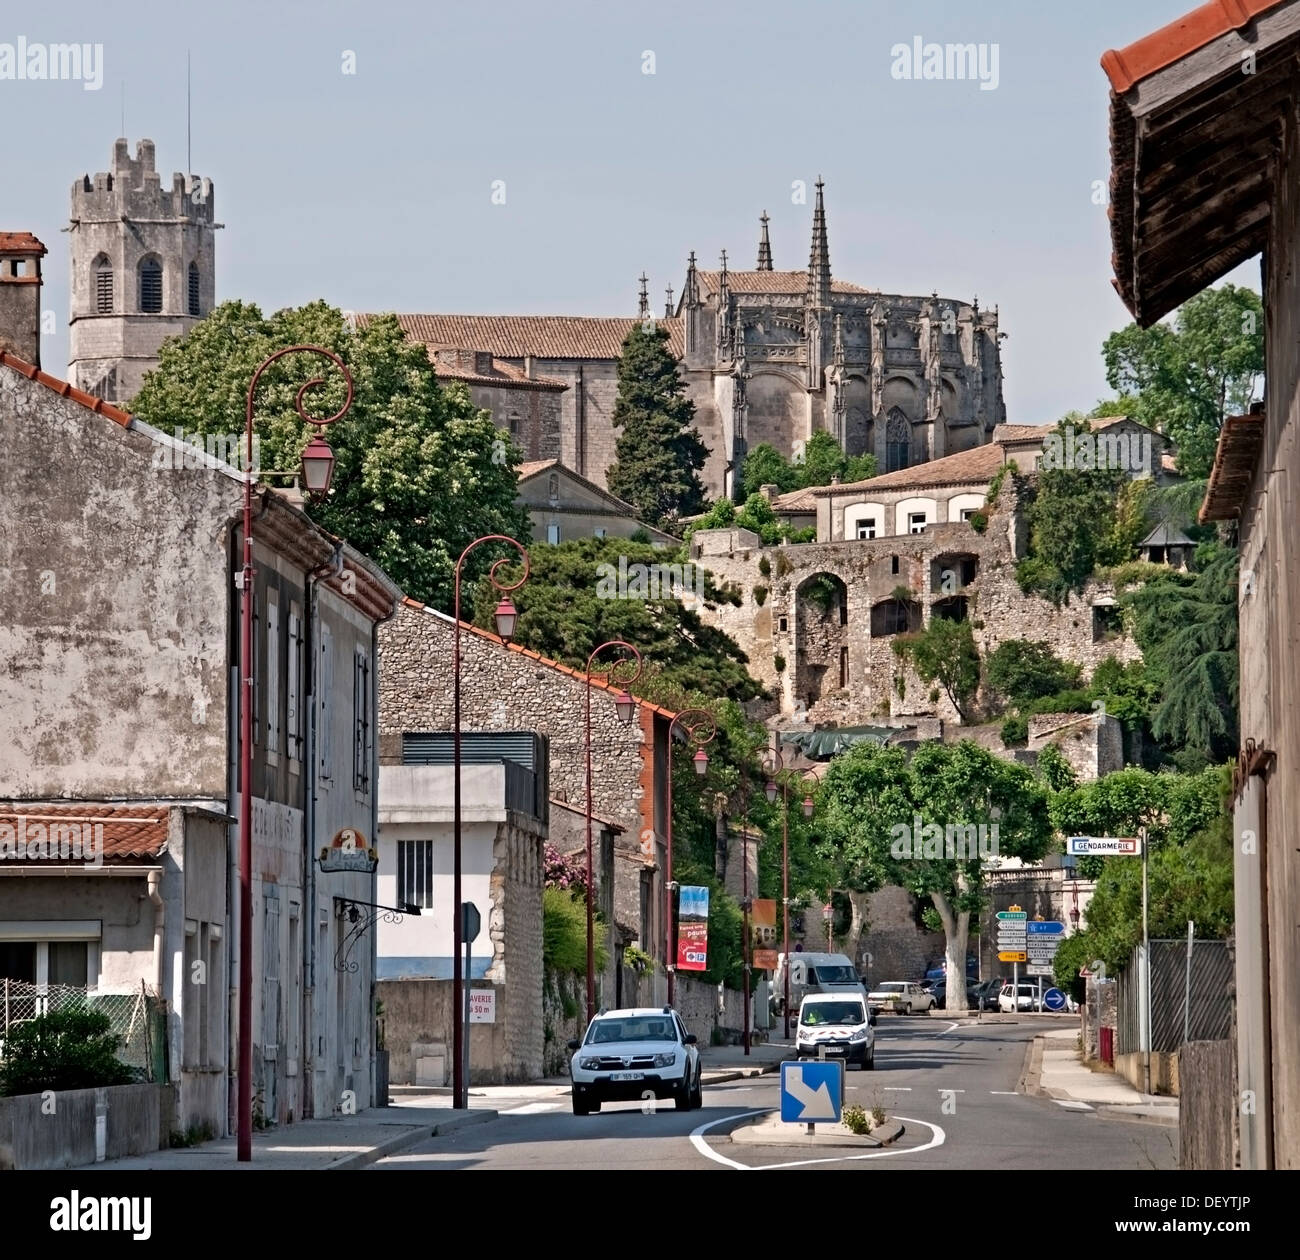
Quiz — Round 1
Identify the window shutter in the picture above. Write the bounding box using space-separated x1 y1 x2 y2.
266 600 281 755
318 624 333 781
286 606 302 760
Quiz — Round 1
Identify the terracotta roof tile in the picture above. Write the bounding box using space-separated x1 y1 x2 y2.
0 232 47 255
771 486 818 511
363 314 685 361
991 423 1053 443
518 459 558 479
1200 411 1266 521
430 350 567 390
0 351 132 427
696 270 872 296
0 804 169 863
811 442 1009 495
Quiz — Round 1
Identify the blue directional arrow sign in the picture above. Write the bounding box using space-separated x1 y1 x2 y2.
1026 921 1065 934
780 1060 843 1124
1043 988 1067 1011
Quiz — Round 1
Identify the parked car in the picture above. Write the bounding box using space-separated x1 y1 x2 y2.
795 993 876 1069
868 981 935 1014
929 977 984 1008
972 978 1005 1010
998 983 1044 1013
567 1007 701 1115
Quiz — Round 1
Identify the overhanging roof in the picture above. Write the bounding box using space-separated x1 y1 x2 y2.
1199 411 1267 520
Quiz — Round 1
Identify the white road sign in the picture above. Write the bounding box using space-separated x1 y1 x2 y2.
1066 836 1142 856
469 989 496 1024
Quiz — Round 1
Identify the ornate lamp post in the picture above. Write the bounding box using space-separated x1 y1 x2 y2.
664 708 716 1006
239 346 352 1162
585 641 642 1024
760 745 820 1040
452 536 529 1109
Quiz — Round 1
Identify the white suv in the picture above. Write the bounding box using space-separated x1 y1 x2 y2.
567 1007 702 1115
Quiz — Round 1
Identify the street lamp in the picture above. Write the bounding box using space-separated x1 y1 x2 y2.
664 708 717 1006
239 345 353 1163
452 535 529 1109
760 744 821 1040
585 641 643 1025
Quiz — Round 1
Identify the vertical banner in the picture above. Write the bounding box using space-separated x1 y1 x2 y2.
677 885 710 972
752 898 779 971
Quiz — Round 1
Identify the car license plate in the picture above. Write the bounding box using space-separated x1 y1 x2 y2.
824 1046 844 1054
609 1071 643 1081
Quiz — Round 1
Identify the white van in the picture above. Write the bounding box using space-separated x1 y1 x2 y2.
795 992 876 1069
774 951 866 1015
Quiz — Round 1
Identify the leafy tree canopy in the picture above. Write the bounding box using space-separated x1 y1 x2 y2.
892 618 981 721
740 431 877 499
985 640 1082 709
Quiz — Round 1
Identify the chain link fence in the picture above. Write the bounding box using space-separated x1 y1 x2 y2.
0 980 167 1082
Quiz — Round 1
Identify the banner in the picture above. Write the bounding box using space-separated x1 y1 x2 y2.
676 885 709 972
752 898 778 971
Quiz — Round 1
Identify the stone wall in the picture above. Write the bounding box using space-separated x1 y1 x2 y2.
1028 713 1124 779
861 885 946 985
0 1083 174 1170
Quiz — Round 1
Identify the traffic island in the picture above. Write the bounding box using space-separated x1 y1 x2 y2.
729 1112 903 1148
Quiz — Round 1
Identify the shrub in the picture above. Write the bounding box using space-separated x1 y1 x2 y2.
968 510 988 534
753 585 769 606
758 556 771 577
543 886 608 974
773 654 787 673
842 1103 870 1134
1000 715 1029 747
0 1004 133 1097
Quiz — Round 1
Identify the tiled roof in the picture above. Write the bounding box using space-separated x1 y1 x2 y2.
363 314 685 361
516 457 649 518
0 232 47 255
0 804 169 863
991 424 1051 444
518 459 559 479
431 351 567 390
696 270 873 296
1101 0 1286 93
811 441 1009 495
771 486 818 512
1200 411 1266 521
400 598 678 720
0 350 132 426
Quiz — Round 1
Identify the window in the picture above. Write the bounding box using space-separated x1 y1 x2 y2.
318 624 334 783
593 527 606 539
886 407 910 473
855 518 877 540
546 523 561 544
138 257 162 313
839 646 848 688
397 840 435 909
0 937 94 987
908 512 927 535
960 508 977 522
890 555 900 575
187 263 200 316
92 255 113 314
547 472 560 501
353 648 372 793
286 604 303 762
0 941 36 982
266 598 281 759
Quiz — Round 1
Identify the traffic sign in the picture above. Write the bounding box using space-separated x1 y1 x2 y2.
998 950 1027 963
1067 836 1141 856
1026 964 1054 977
996 910 1028 920
1026 921 1065 934
1043 988 1067 1011
780 1061 843 1124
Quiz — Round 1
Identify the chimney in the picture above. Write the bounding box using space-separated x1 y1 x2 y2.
0 232 47 368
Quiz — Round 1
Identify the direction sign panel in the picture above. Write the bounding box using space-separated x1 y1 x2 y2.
1026 921 1065 934
996 910 1028 920
780 1061 843 1124
1067 836 1142 856
998 950 1027 963
1025 964 1054 977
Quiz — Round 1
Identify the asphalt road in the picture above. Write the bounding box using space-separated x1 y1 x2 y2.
371 1019 1177 1172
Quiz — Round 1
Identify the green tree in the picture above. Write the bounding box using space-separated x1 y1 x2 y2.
819 741 1052 1011
892 618 981 721
740 443 800 498
740 431 877 499
606 323 709 527
985 640 1082 710
131 301 529 608
1102 284 1264 478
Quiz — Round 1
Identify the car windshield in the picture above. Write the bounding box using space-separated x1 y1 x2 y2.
875 983 906 993
585 1016 678 1044
801 1001 865 1026
809 965 857 984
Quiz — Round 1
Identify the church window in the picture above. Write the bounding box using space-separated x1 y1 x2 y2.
547 473 560 501
886 407 910 473
188 263 201 316
92 255 113 314
139 256 163 313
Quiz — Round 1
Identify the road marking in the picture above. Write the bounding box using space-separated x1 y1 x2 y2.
502 1102 561 1115
990 1091 1019 1095
882 1086 911 1091
690 1111 947 1170
1055 1100 1094 1111
940 1088 965 1092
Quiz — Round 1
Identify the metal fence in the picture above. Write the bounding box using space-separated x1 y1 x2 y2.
0 980 167 1082
1116 938 1232 1055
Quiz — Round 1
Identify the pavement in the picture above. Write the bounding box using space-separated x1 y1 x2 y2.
1021 1026 1180 1125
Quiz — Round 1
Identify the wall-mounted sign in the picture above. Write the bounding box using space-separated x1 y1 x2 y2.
469 989 496 1024
318 827 378 873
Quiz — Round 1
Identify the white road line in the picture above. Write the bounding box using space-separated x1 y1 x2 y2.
1055 1100 1094 1111
882 1086 911 1091
940 1088 965 1092
990 1091 1019 1095
690 1111 947 1170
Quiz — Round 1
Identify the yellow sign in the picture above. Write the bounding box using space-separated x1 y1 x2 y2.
998 950 1027 963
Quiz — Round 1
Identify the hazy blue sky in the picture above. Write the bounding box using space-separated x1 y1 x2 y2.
2 0 1259 422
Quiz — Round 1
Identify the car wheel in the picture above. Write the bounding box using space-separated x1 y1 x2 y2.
865 1045 875 1070
572 1095 590 1116
674 1080 692 1111
690 1069 703 1110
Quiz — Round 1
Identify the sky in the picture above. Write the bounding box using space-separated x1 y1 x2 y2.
1 0 1261 424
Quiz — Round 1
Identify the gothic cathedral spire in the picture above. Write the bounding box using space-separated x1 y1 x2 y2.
637 273 649 318
756 211 773 270
807 178 831 307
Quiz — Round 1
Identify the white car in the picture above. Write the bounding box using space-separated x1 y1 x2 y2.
998 983 1043 1012
795 993 877 1069
867 981 935 1014
567 1007 701 1115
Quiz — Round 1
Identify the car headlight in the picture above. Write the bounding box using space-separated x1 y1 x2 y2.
578 1057 602 1070
850 1027 869 1041
652 1052 677 1068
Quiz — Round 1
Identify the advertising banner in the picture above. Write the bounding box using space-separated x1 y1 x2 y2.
677 885 710 972
752 898 779 971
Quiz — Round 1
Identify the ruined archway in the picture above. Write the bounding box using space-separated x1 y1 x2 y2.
794 572 850 712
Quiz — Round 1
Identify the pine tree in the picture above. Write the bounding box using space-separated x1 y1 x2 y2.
607 323 708 527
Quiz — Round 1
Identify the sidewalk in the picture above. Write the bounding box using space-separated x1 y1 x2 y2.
76 1094 499 1171
1022 1027 1179 1125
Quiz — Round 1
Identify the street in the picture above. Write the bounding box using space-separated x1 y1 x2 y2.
372 1019 1177 1172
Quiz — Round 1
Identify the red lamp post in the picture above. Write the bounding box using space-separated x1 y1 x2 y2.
452 536 529 1109
584 641 643 1025
760 745 820 1040
664 708 716 1006
238 346 352 1162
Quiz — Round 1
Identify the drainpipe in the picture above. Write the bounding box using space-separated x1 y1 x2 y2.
147 870 165 995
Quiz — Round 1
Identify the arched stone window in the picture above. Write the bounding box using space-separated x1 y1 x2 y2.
886 407 910 473
547 472 560 501
92 254 113 314
188 262 201 316
138 256 163 313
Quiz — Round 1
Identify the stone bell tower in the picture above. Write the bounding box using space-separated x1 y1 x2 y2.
67 138 219 403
